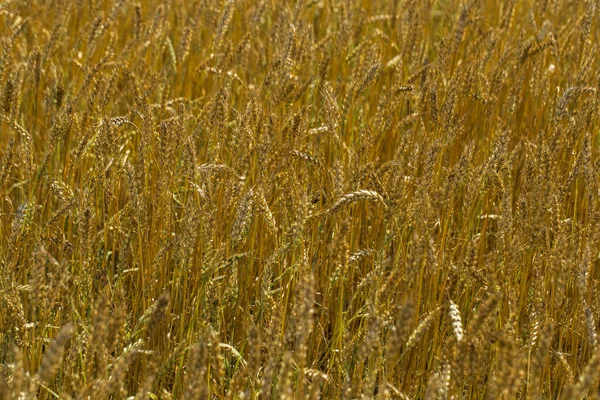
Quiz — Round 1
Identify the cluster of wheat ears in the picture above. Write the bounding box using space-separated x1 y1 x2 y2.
0 0 599 398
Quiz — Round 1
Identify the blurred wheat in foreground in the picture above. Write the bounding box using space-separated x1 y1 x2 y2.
0 0 599 398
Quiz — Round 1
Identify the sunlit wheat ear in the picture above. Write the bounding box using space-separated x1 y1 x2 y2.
327 189 386 214
449 300 464 342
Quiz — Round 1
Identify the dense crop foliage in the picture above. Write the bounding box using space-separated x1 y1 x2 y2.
0 0 599 398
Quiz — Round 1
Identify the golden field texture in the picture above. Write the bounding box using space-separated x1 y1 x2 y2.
0 0 599 398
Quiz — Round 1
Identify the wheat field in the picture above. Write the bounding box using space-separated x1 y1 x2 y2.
0 0 599 398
